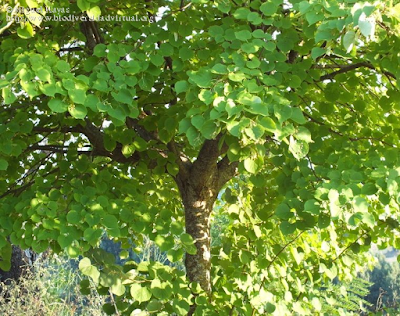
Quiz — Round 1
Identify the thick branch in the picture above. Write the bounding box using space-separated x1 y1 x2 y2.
33 122 141 164
126 117 158 142
189 139 221 190
79 19 104 51
217 156 238 190
318 61 396 81
75 120 142 163
167 141 191 180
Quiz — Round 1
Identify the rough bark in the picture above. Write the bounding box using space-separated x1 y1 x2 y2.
0 246 31 284
181 180 217 294
172 138 238 314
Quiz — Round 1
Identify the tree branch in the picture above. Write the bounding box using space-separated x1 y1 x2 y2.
0 168 59 198
34 122 142 163
79 18 104 51
167 140 191 180
126 117 158 142
217 156 238 190
28 144 92 155
189 139 221 189
318 61 396 81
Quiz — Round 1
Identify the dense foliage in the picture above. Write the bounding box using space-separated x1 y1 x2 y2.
1 0 400 314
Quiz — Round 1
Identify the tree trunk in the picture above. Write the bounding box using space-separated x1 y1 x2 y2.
171 138 238 315
0 245 31 284
181 184 217 294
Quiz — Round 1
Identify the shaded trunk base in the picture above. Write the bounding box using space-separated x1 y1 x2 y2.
0 246 32 284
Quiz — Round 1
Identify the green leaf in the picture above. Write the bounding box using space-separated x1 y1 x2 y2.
179 47 193 61
139 73 155 91
201 121 218 139
291 108 307 124
274 104 292 124
40 83 57 97
84 228 102 244
150 279 172 300
122 144 135 157
259 117 277 133
67 210 80 224
56 60 71 72
361 183 378 195
216 1 231 13
150 54 165 67
188 70 212 88
354 196 369 213
133 137 148 151
79 258 100 282
306 11 324 25
180 233 194 245
159 43 174 56
147 300 163 312
228 72 246 82
17 23 34 39
2 87 16 104
280 221 296 235
68 104 87 119
103 215 118 228
208 25 224 37
289 136 309 160
318 214 331 229
175 80 188 94
295 126 313 143
87 6 101 19
93 44 107 57
68 89 86 104
235 30 252 41
77 0 90 11
0 79 9 89
85 94 100 112
198 89 214 105
304 199 320 215
112 89 133 105
358 13 375 38
35 67 52 82
247 12 263 25
266 302 276 313
48 99 69 113
260 2 279 16
186 127 202 147
244 158 258 174
233 7 251 19
0 159 9 171
211 63 228 74
191 115 205 130
343 31 356 52
172 299 190 315
311 47 326 60
275 204 293 220
130 283 152 303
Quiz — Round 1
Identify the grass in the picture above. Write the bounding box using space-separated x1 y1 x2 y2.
0 254 107 316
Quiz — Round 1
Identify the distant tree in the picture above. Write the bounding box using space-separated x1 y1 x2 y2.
1 0 400 315
361 254 400 312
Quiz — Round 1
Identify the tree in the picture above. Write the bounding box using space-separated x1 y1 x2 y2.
360 253 400 312
1 0 400 314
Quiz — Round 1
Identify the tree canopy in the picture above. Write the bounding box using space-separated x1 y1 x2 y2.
1 0 400 314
